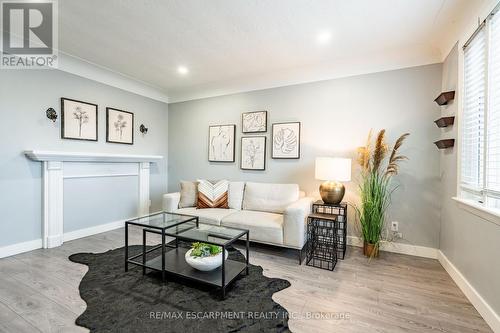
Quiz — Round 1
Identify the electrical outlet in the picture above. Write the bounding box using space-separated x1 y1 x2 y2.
391 221 399 232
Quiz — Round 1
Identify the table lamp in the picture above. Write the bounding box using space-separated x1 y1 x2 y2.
315 157 351 204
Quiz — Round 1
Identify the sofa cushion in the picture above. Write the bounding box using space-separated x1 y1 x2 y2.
242 182 299 214
197 179 229 209
175 207 237 226
228 181 245 210
179 181 198 208
221 210 283 245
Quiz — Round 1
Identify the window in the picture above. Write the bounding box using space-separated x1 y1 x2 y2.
461 7 500 208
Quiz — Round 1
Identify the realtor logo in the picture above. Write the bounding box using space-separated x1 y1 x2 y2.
1 0 58 68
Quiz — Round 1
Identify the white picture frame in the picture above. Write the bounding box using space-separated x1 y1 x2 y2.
241 136 266 170
272 122 300 159
208 124 236 162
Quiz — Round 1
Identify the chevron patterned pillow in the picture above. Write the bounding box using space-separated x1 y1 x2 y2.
196 179 229 209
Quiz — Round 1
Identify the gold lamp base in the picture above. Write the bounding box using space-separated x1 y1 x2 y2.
319 181 345 204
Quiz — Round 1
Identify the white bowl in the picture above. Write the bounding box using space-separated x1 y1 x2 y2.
185 248 229 271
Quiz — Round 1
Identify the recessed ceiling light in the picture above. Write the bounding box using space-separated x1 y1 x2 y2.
177 66 189 75
316 31 331 44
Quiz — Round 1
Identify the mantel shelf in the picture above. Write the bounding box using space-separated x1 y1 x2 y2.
24 150 163 163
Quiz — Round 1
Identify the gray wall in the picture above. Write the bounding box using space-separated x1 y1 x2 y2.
439 45 500 314
168 64 443 248
63 175 139 233
0 70 168 247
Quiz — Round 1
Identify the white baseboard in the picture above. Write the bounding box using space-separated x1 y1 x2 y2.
347 236 438 259
438 250 500 333
0 239 43 259
1 212 162 259
63 219 126 242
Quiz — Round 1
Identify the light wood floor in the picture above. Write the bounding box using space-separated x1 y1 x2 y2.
0 227 492 333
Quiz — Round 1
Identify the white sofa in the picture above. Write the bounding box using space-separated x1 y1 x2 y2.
163 182 314 258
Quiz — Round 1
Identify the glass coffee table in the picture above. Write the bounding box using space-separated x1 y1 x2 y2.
124 212 249 298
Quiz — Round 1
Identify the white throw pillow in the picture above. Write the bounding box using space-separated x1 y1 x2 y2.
228 181 245 210
178 180 198 208
243 182 299 214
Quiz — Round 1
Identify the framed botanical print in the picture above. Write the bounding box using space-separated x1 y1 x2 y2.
272 122 300 159
242 111 267 133
241 136 266 170
61 98 98 141
106 108 134 144
208 124 236 162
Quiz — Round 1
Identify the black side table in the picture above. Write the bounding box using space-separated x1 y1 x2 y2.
305 201 347 271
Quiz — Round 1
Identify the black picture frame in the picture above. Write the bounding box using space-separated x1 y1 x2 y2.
208 124 236 162
106 107 134 145
271 122 301 159
240 136 266 171
60 97 98 141
242 110 268 133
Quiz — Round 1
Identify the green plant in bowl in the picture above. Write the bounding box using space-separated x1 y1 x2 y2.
189 242 222 258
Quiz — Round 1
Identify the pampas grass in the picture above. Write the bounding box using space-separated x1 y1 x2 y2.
354 130 409 257
385 133 410 177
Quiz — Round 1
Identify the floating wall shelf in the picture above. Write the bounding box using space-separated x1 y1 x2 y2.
434 91 455 106
434 139 455 149
434 116 455 128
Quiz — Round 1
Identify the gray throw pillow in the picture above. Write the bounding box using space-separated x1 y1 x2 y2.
179 181 198 208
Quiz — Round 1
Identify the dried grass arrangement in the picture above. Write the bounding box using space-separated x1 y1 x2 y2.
355 130 409 258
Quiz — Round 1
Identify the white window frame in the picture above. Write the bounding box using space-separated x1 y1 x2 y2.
455 2 500 226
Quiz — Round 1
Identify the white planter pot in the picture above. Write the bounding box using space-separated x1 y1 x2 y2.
185 249 229 271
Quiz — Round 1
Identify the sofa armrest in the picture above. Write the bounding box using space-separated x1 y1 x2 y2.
162 192 180 212
283 197 314 248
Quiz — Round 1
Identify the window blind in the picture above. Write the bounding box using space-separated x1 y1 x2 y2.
487 12 500 196
461 7 500 208
461 27 486 192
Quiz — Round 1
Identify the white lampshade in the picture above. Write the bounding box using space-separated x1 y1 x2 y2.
315 157 351 182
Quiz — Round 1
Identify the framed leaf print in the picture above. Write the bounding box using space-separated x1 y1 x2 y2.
272 122 300 159
106 108 134 144
61 98 98 141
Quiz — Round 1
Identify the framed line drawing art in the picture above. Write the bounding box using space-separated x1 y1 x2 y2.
272 122 300 159
61 98 98 141
242 110 267 133
106 107 134 144
208 124 236 162
241 136 266 170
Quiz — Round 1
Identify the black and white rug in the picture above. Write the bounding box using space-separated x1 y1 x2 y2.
69 243 291 333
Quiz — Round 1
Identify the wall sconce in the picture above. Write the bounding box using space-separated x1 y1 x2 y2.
140 124 148 134
46 108 57 122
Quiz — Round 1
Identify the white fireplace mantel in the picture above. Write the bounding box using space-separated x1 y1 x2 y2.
25 150 163 249
24 150 163 163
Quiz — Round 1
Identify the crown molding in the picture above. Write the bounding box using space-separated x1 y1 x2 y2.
57 52 169 103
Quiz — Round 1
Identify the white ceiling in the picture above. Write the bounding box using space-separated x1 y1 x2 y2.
58 0 483 102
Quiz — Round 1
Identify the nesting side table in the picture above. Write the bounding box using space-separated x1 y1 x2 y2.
306 201 347 271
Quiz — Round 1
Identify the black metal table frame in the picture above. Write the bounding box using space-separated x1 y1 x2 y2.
311 202 347 260
125 213 250 298
125 212 197 271
306 216 338 271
